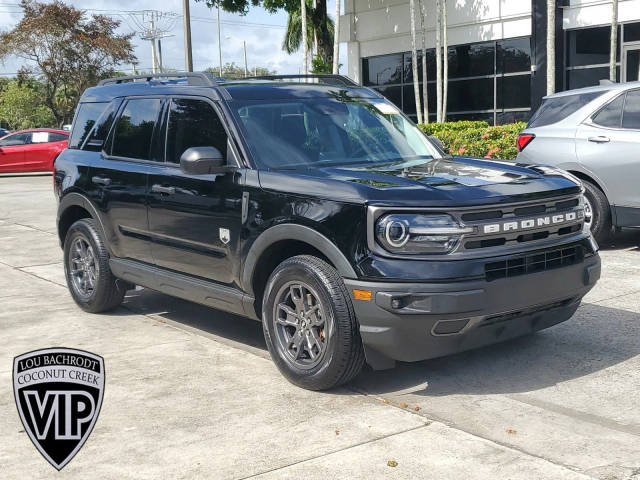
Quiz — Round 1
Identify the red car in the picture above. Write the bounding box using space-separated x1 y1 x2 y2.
0 128 69 173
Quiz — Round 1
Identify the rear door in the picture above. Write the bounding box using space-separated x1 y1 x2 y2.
85 97 165 264
0 132 28 173
575 89 640 210
147 97 244 285
24 131 68 171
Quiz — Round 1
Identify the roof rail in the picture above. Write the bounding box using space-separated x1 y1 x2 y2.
243 74 359 87
98 72 217 87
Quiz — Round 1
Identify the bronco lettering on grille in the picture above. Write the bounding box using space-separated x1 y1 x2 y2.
483 211 582 234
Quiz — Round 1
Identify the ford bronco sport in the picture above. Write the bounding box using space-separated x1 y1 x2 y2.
55 73 601 390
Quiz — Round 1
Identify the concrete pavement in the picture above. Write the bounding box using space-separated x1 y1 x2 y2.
0 175 639 479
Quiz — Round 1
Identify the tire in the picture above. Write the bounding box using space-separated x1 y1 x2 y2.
582 179 612 245
262 255 365 390
63 218 126 313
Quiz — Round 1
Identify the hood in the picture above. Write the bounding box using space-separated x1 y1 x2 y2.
258 156 582 207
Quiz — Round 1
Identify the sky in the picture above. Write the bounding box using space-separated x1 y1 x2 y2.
0 0 348 77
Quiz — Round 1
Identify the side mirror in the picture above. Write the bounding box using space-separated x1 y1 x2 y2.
179 146 228 175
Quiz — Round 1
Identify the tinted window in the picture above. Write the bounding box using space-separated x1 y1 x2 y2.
497 75 531 109
447 78 494 111
622 89 640 129
49 133 68 142
448 42 494 78
362 53 403 86
567 26 620 67
592 94 624 128
84 100 122 151
69 102 108 149
0 132 29 147
111 99 162 160
375 86 402 110
497 37 531 74
566 67 618 90
623 22 640 42
166 99 228 164
528 92 604 127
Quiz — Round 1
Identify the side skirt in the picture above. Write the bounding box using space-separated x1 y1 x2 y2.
109 258 259 320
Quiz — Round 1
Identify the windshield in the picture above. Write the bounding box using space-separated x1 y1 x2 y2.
231 96 442 169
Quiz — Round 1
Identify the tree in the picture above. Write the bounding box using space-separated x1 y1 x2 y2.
0 0 135 126
0 78 55 129
332 0 340 74
610 0 618 82
419 0 428 123
547 0 555 95
435 0 443 122
441 0 448 121
205 62 276 78
409 0 422 124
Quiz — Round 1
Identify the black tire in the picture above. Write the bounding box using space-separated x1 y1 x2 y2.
262 255 365 391
63 218 126 313
582 179 612 245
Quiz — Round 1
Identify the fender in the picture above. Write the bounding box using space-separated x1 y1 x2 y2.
241 223 358 295
57 192 110 251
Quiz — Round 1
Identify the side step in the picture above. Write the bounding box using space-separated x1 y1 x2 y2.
109 258 258 320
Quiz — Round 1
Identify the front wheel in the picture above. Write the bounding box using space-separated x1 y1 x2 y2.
262 255 365 391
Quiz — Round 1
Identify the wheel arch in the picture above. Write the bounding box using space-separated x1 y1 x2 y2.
242 224 357 319
57 193 108 248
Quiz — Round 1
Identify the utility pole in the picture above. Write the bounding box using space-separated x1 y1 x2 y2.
243 41 248 77
217 3 223 77
183 0 193 72
150 15 158 73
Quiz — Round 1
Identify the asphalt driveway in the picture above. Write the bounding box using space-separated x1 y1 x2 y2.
1 174 639 479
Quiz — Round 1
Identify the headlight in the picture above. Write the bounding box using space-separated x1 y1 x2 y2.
375 214 474 254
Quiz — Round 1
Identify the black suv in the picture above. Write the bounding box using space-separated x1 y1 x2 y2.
55 73 601 390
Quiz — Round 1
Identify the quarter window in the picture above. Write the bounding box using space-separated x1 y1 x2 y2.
592 94 625 128
111 98 162 160
622 89 640 130
165 99 228 164
69 102 108 149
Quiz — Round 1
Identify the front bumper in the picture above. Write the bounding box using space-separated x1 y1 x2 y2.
345 252 600 364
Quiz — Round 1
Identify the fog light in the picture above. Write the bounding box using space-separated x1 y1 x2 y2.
391 299 402 309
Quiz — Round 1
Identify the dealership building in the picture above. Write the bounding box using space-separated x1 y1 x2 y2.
339 0 640 124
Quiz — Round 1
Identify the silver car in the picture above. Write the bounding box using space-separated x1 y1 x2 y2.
516 81 640 243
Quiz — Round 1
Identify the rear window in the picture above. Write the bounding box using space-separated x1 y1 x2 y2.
69 102 108 149
528 92 605 128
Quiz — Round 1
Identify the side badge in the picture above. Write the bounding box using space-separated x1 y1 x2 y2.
219 228 230 244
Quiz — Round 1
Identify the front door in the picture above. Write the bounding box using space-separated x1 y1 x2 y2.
147 97 244 286
0 132 28 173
623 44 640 82
86 97 166 264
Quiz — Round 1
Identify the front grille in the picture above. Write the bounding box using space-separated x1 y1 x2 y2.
484 243 583 281
459 194 584 252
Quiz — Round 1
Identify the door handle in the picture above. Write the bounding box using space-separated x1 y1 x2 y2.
92 176 112 186
151 184 176 195
588 136 610 143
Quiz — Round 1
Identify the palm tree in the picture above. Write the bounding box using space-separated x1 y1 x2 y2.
419 0 428 123
435 0 443 122
547 0 555 95
409 0 423 124
301 0 308 73
283 0 334 72
610 0 618 82
332 0 340 74
442 0 448 121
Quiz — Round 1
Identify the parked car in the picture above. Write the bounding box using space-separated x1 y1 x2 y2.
516 81 640 243
54 73 600 390
0 129 69 173
0 128 9 137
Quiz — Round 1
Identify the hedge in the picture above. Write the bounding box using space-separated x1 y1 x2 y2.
418 121 527 160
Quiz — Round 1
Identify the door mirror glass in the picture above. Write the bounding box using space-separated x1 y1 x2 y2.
179 146 227 175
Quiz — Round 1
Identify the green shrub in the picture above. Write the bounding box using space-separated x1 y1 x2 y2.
419 120 527 160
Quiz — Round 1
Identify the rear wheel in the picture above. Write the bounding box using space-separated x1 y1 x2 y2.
63 218 127 313
582 179 611 245
262 255 365 390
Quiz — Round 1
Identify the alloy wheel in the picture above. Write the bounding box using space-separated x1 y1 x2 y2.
69 236 98 300
272 281 329 369
584 196 594 230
